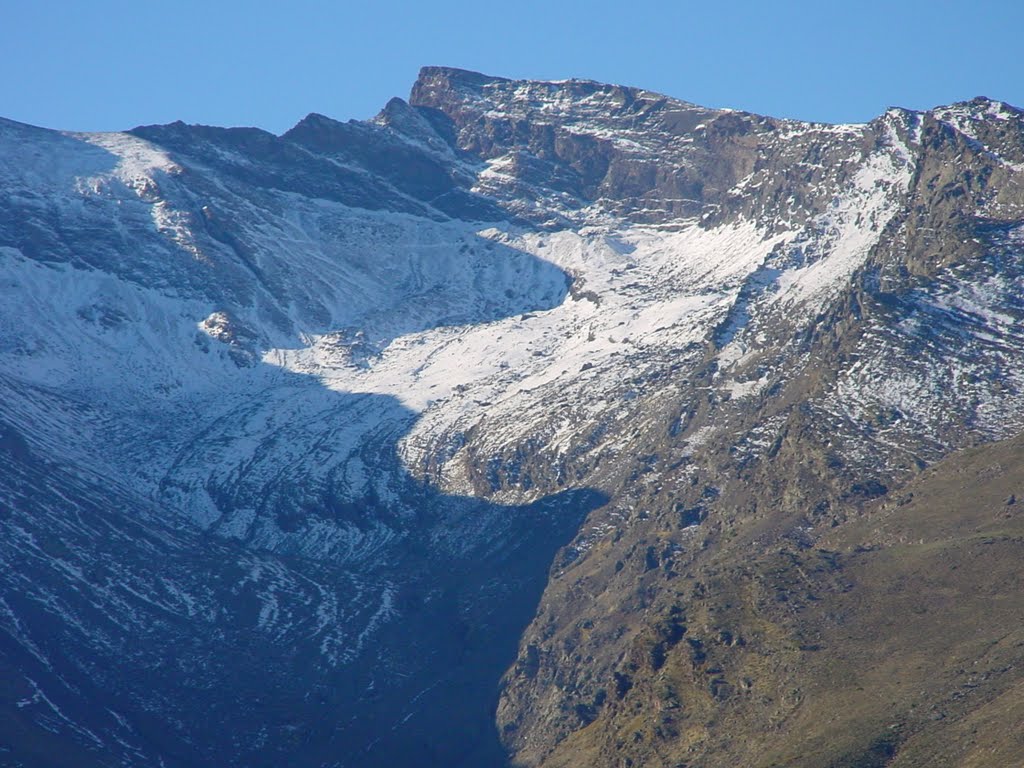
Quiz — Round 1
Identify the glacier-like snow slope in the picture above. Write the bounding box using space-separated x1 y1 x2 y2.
0 80 915 551
2 68 1024 766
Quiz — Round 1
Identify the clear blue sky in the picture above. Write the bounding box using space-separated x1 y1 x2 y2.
3 0 1022 134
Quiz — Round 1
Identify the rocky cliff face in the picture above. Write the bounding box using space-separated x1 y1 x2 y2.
2 68 1024 767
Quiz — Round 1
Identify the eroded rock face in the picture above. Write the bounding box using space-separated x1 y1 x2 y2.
2 68 1024 767
408 66 913 233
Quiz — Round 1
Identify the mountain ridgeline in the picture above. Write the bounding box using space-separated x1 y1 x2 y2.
2 67 1024 767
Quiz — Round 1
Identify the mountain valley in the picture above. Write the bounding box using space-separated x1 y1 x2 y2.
2 67 1024 767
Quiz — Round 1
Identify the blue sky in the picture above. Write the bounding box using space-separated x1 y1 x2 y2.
3 0 1022 133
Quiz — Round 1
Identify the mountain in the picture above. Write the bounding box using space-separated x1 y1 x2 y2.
1 66 1024 767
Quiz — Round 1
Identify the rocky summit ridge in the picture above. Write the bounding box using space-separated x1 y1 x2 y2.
2 67 1024 767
